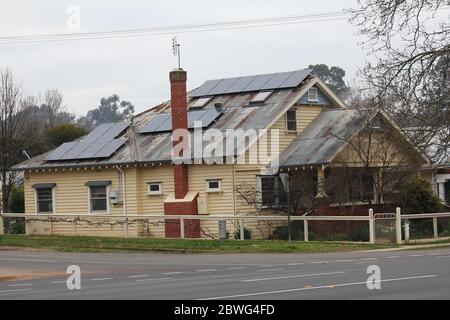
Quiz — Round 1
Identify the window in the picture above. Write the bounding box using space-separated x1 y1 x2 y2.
307 87 318 102
191 97 212 109
89 186 108 212
286 109 297 132
147 182 163 195
260 176 288 208
249 91 273 105
36 188 54 213
206 179 221 192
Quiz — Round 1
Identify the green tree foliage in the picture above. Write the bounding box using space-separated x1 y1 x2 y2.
78 94 134 130
8 186 24 213
308 64 349 98
46 123 87 147
395 176 442 214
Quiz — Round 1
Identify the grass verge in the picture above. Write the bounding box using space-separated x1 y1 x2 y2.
0 235 393 254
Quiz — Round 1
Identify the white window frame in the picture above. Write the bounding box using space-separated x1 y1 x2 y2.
206 179 222 193
286 108 297 133
307 87 318 102
88 185 111 214
147 182 163 195
35 186 56 214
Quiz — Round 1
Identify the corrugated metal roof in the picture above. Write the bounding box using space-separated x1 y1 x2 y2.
279 109 360 167
13 78 313 171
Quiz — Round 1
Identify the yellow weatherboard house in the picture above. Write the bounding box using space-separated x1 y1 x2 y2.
12 68 429 238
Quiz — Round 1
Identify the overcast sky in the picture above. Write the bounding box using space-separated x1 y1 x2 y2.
1 0 366 116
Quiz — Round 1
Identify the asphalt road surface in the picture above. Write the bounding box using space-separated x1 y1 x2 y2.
0 247 449 300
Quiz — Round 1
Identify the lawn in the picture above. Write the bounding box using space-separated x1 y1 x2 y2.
0 235 393 253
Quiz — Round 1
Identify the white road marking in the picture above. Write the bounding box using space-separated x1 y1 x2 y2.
255 268 284 273
408 254 424 257
49 281 67 284
6 258 58 263
384 256 402 259
8 283 32 287
200 275 437 300
310 261 328 264
428 253 443 256
0 288 33 294
229 267 248 270
241 271 346 283
258 265 276 268
127 275 149 278
360 258 378 261
286 263 304 266
335 259 356 262
135 277 171 282
436 255 450 259
355 260 380 265
90 278 113 281
196 269 217 273
163 272 184 275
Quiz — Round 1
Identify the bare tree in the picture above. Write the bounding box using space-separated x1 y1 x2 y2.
352 0 450 162
42 89 65 128
0 69 32 212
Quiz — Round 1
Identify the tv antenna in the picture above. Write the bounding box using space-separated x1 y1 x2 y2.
172 36 181 69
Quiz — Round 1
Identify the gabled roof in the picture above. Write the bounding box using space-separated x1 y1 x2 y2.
12 69 347 171
279 108 430 167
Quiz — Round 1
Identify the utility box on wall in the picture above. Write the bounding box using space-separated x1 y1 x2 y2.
197 194 209 215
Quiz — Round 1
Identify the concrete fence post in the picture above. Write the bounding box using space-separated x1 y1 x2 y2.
433 217 438 238
123 218 129 238
395 207 402 244
369 208 375 244
180 218 185 239
404 219 410 243
239 219 245 241
0 215 4 235
304 220 309 242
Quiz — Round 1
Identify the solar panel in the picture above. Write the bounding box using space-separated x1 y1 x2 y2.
58 140 92 160
46 142 77 161
261 71 293 90
280 69 313 88
224 76 255 93
207 78 238 96
83 123 114 142
190 69 313 97
191 79 221 97
139 109 224 134
78 139 111 159
102 123 130 140
93 139 127 158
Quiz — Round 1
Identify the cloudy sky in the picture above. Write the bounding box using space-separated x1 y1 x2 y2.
1 0 366 116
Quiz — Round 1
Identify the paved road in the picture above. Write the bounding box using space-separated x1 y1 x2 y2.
0 247 449 300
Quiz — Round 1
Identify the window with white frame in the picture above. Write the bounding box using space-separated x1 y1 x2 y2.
286 108 297 132
89 185 109 212
307 87 318 102
206 179 221 192
147 182 163 195
36 186 54 214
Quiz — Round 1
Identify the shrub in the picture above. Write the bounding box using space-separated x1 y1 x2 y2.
273 221 304 240
8 187 25 213
395 176 442 214
234 226 252 240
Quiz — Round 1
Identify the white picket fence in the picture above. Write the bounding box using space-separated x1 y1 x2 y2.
1 209 449 244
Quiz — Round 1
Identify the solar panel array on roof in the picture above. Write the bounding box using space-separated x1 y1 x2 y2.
191 69 313 97
45 122 130 161
139 108 224 134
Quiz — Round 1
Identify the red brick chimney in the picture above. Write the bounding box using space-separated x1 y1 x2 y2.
164 68 200 238
169 69 189 199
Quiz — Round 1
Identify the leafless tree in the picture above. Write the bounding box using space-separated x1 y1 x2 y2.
42 89 66 128
0 69 33 212
352 0 450 163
